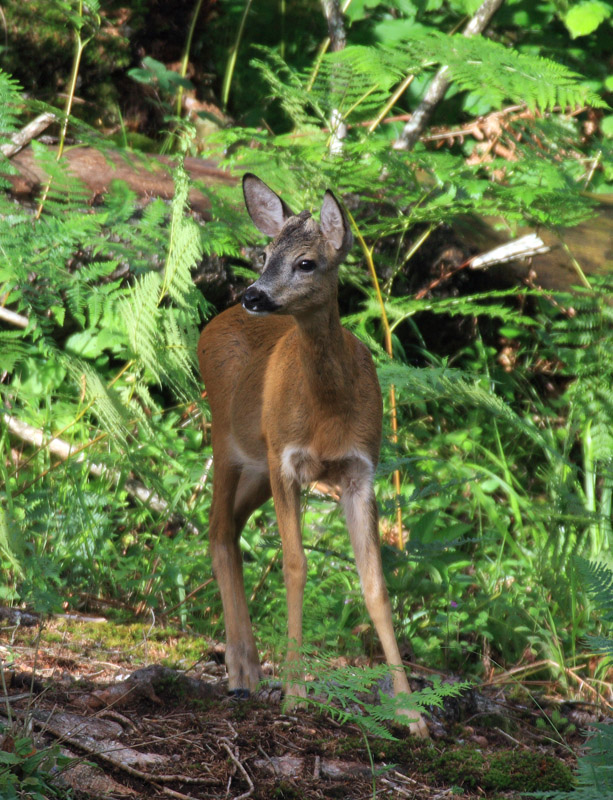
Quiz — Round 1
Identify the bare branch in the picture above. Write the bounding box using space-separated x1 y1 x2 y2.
394 0 504 151
0 112 56 158
321 0 348 155
3 413 200 534
321 0 346 52
0 306 28 329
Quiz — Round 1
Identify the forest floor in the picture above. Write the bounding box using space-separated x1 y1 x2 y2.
0 615 605 800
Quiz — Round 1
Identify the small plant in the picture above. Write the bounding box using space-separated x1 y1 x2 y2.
277 654 469 797
0 654 74 800
538 558 613 800
0 730 72 800
536 707 577 741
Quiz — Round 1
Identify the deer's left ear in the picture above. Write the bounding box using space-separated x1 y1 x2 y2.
321 190 353 253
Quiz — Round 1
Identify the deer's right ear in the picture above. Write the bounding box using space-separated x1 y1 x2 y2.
243 174 294 237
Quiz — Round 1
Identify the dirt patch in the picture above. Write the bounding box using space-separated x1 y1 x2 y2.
0 618 601 799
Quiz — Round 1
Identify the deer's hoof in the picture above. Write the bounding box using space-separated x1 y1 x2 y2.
228 688 251 700
409 716 430 738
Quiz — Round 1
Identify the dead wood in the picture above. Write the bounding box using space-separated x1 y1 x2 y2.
0 112 57 158
17 706 220 788
84 664 222 711
0 606 41 627
5 145 236 217
58 747 139 797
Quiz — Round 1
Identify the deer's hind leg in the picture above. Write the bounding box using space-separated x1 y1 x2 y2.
209 443 268 695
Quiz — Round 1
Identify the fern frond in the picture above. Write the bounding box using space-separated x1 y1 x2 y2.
251 32 603 139
574 557 613 621
540 723 613 799
294 655 469 740
30 140 91 208
377 361 553 455
123 270 163 382
0 69 24 144
309 45 408 123
65 358 135 444
400 31 605 111
160 164 203 308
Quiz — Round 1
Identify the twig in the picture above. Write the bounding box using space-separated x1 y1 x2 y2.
163 578 214 618
3 413 199 534
483 658 579 685
220 738 254 800
0 112 56 158
160 787 201 800
98 709 140 734
563 664 610 705
494 726 529 749
394 0 504 150
0 306 28 329
225 720 239 740
392 770 421 787
257 745 279 776
380 777 414 797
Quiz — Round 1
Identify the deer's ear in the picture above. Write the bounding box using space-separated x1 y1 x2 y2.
321 190 352 252
243 174 294 237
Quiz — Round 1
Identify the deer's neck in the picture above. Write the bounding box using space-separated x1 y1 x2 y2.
293 300 352 408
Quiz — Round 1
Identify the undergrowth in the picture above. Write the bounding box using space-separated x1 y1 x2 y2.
0 0 611 712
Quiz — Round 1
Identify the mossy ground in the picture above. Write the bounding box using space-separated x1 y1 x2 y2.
2 617 581 799
8 616 208 668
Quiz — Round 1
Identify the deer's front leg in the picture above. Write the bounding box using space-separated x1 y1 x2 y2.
341 470 429 738
269 461 306 702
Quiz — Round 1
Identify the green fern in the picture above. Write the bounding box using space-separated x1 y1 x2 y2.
539 558 613 800
408 31 606 112
252 34 603 135
575 555 613 629
283 653 469 740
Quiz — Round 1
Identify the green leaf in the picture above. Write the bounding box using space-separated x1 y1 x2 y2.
601 115 613 137
563 1 611 38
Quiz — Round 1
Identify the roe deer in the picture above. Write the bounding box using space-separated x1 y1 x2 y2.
197 174 428 737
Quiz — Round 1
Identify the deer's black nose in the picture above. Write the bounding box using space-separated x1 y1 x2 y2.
242 286 279 314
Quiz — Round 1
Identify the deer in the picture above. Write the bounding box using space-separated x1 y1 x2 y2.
197 174 428 738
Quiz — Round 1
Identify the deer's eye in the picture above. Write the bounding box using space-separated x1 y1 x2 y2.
297 259 316 272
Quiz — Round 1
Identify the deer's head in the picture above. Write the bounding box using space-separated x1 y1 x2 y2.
241 173 353 317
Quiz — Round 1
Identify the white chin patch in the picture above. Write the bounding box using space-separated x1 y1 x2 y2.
243 307 272 317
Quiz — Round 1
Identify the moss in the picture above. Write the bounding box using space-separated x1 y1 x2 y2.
432 749 486 789
331 735 366 758
486 751 574 792
372 740 573 794
372 736 437 767
270 781 307 799
11 619 207 666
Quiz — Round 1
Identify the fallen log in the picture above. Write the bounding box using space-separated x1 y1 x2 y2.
5 145 236 218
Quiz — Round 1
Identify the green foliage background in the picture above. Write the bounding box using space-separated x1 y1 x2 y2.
0 0 612 700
